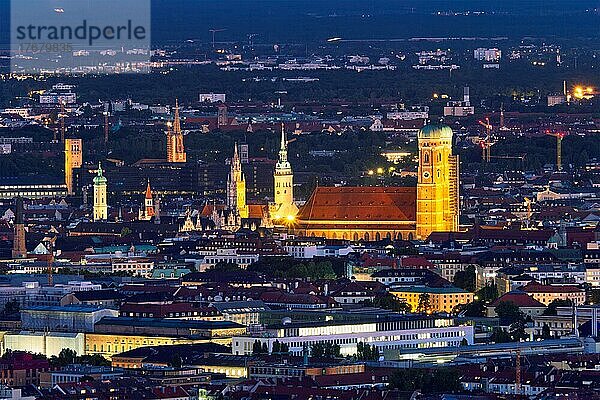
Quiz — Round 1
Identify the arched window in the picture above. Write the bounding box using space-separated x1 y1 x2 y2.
424 152 430 163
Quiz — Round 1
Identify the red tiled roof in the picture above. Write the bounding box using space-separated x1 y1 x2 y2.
248 204 267 219
400 256 435 268
151 386 190 398
489 291 546 308
200 204 225 217
297 186 416 222
521 282 584 294
260 291 336 306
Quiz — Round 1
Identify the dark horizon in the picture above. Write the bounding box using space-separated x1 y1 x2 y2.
2 0 600 49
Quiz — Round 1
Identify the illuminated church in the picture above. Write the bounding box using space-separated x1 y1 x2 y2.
271 124 299 222
294 124 460 240
201 142 272 231
166 100 187 163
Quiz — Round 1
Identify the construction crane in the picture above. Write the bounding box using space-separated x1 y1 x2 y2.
515 348 522 395
499 102 506 130
478 117 494 162
545 129 567 171
209 28 226 48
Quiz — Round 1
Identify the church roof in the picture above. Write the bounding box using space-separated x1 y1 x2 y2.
418 124 453 140
248 204 268 219
297 186 416 222
145 181 153 199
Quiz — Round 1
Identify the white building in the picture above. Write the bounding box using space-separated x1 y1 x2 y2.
199 248 260 270
199 93 226 103
232 316 473 357
3 332 85 358
21 305 118 333
111 258 154 277
1 108 30 118
386 106 429 121
0 144 12 154
39 92 77 105
474 48 502 62
283 242 355 259
548 94 567 107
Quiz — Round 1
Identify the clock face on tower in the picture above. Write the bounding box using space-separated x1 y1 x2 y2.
423 171 431 179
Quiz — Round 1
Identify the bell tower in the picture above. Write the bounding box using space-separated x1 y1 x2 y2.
416 124 459 240
166 99 187 163
273 123 298 221
93 162 108 221
227 143 249 219
64 139 82 195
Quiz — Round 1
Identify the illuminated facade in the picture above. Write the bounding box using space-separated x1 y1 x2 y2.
232 315 473 356
93 163 108 221
416 124 459 239
84 333 217 359
64 138 82 195
272 124 298 222
166 100 187 163
138 180 155 221
227 143 249 219
295 124 459 240
390 287 473 314
11 196 26 258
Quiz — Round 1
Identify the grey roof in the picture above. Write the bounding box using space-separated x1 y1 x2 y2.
96 317 243 330
210 300 269 313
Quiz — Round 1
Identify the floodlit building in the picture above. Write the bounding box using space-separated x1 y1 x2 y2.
93 163 108 221
64 139 82 196
295 124 459 240
271 124 298 222
166 100 187 163
21 305 119 333
232 315 473 357
390 286 474 313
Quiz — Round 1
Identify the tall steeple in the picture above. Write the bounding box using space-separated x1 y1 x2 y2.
416 124 459 240
93 162 108 221
227 142 248 219
278 123 289 164
166 99 187 163
64 138 82 195
142 179 155 219
11 196 26 258
273 123 298 221
173 99 181 134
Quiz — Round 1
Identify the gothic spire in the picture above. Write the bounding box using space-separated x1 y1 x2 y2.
173 99 181 134
145 179 152 199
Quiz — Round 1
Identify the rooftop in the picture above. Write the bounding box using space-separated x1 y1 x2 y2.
96 317 243 330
